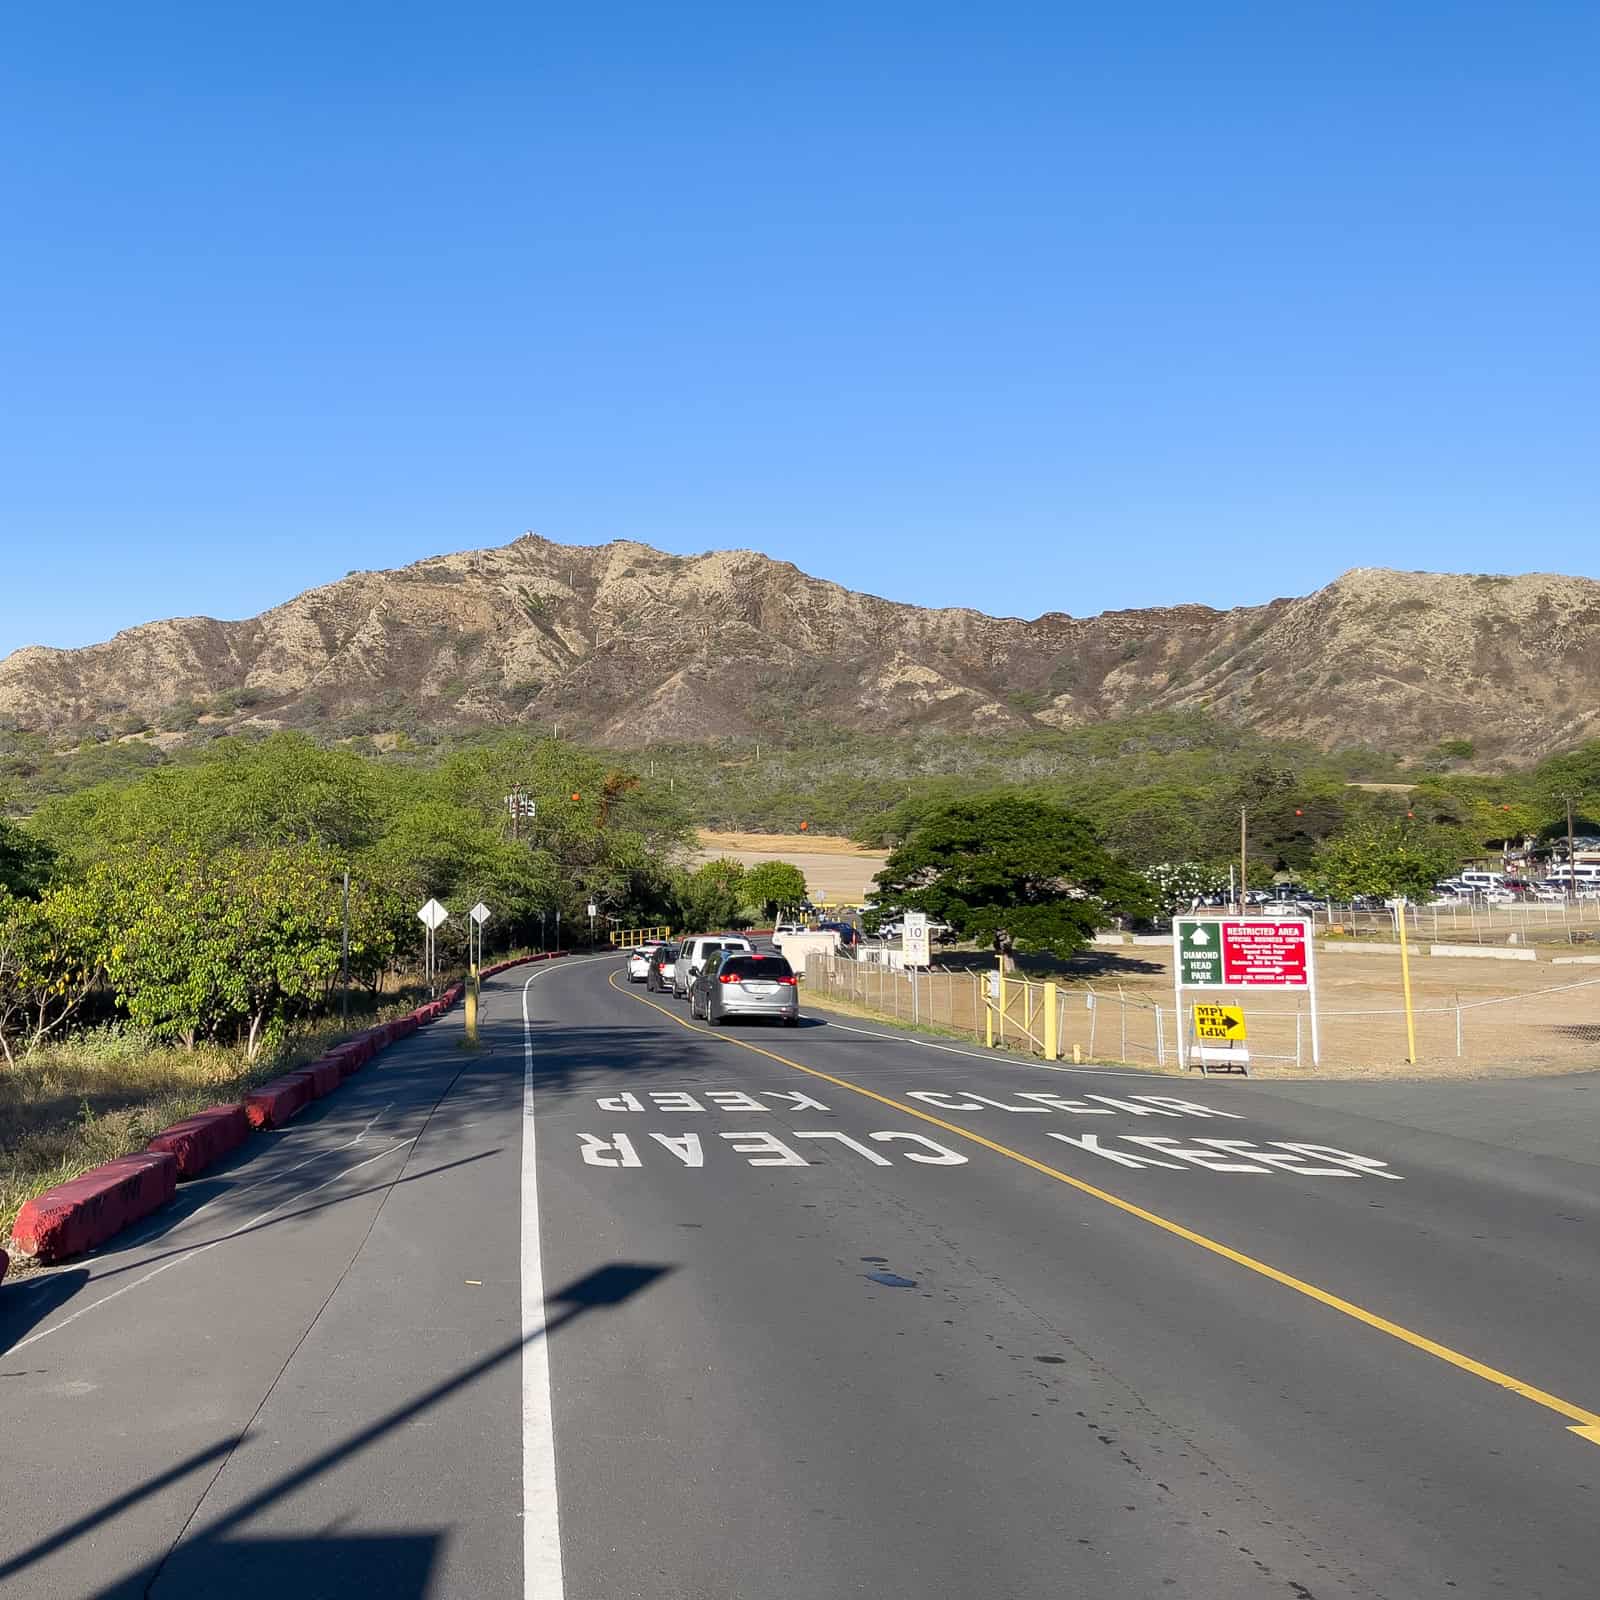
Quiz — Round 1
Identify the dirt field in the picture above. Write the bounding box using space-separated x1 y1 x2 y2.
804 942 1600 1079
693 830 888 906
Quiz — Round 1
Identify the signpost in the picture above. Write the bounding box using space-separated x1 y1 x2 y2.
1172 916 1318 1070
417 897 449 994
465 901 490 1044
902 912 930 969
468 901 491 972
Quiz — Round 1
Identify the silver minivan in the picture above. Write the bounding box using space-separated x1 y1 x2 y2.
671 934 754 999
691 950 800 1026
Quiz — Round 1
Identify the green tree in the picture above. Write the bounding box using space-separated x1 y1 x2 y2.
742 861 808 922
676 858 748 932
0 818 55 897
1304 821 1458 903
28 731 394 870
84 844 406 1056
871 796 1153 961
0 886 104 1063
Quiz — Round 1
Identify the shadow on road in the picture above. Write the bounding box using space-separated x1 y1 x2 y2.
0 1266 89 1362
1 1149 506 1317
6 1263 672 1598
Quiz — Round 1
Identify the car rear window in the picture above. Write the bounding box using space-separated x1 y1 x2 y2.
656 944 679 958
720 955 794 979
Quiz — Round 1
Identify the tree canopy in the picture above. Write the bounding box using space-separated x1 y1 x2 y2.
872 796 1152 957
743 861 807 921
1304 821 1458 903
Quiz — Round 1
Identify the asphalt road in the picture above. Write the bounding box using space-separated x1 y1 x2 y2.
5 953 1600 1598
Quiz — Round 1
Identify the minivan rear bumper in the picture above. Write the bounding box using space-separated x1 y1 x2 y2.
713 990 799 1020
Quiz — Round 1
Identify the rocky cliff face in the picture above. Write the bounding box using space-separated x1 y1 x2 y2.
2 536 1596 759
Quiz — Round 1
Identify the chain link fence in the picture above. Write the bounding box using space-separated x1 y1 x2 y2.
1313 899 1600 946
803 955 1600 1072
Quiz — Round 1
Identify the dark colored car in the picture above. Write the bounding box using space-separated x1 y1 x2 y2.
645 943 680 992
816 920 860 946
690 950 800 1025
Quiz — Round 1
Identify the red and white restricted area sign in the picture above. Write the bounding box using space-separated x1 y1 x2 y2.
1174 917 1310 989
1222 920 1308 987
1173 915 1320 1068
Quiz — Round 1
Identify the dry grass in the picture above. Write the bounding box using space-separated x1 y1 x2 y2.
693 830 889 905
0 981 452 1247
804 944 1600 1080
696 829 884 858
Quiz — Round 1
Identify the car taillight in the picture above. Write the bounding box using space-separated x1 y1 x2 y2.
720 972 740 983
777 975 797 985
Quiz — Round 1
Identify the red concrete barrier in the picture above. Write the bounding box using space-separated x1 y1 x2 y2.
244 1074 313 1129
7 990 519 1267
147 1104 250 1179
329 1042 367 1076
291 1059 341 1100
13 1151 179 1263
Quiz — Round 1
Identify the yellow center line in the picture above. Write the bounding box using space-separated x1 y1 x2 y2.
606 968 1600 1446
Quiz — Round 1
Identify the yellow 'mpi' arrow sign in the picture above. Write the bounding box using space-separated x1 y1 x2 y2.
1194 1003 1247 1041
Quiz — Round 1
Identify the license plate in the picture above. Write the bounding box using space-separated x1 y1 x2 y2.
745 982 778 994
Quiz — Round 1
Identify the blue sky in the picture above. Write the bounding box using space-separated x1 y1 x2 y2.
3 2 1596 654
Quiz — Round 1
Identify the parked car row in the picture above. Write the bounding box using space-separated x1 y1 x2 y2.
625 934 800 1025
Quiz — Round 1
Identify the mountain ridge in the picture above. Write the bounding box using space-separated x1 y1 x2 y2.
3 535 1596 761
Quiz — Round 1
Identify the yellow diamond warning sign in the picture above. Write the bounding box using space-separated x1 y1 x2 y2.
1193 1004 1247 1042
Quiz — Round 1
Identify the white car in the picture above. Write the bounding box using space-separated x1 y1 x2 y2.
773 922 806 939
626 944 659 982
672 935 755 999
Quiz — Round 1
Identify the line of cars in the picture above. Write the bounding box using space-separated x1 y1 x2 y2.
623 933 801 1025
1428 867 1600 905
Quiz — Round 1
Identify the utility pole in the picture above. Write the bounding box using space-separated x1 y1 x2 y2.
1239 806 1248 914
1567 794 1578 905
340 870 350 1030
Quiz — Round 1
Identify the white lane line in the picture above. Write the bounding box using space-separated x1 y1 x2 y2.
9 1138 415 1353
813 1016 1165 1078
521 970 566 1600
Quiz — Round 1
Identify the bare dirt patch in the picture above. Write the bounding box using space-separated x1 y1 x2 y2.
693 830 888 905
805 943 1600 1080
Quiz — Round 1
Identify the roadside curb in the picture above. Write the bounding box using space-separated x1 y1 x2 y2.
147 1104 251 1178
11 1151 179 1263
7 951 569 1269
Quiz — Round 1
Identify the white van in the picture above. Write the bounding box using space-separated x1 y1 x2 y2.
1548 864 1600 887
1459 870 1506 893
672 934 754 999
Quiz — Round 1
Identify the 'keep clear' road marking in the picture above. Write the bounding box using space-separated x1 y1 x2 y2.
583 1088 1402 1180
576 1129 968 1168
604 968 1600 1450
593 1089 831 1113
